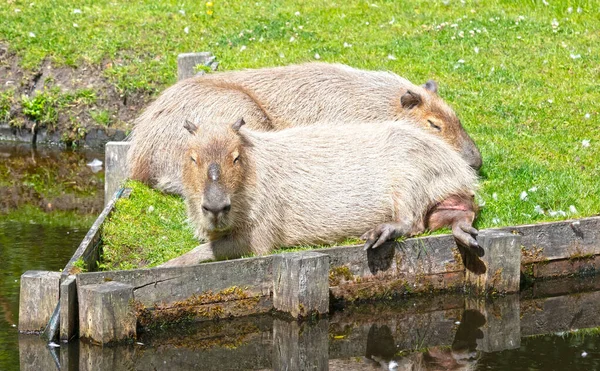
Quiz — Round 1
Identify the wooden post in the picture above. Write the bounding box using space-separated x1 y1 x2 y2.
177 52 215 80
60 275 78 341
465 230 522 295
18 271 61 333
273 252 329 318
104 141 130 206
78 281 136 344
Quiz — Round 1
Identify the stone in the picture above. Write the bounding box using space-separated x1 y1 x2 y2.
18 270 61 333
273 252 329 318
78 281 136 344
104 141 130 206
177 52 215 81
465 230 522 294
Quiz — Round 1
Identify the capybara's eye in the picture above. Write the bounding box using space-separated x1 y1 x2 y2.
233 155 240 164
232 151 240 164
428 120 441 132
190 156 197 163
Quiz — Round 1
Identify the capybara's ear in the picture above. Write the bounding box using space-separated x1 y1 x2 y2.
231 118 246 132
400 90 423 109
184 120 199 135
423 80 438 94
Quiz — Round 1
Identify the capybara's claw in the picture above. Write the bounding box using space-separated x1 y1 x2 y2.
452 222 483 256
461 224 479 236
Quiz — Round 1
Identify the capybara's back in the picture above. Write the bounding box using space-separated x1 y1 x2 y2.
128 63 481 194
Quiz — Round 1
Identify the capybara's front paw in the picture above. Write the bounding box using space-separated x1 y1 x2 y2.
452 222 483 256
361 223 405 250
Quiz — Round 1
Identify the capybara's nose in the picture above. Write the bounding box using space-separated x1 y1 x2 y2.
201 202 231 216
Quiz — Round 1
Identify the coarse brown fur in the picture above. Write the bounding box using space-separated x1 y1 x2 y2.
128 63 481 194
163 119 478 266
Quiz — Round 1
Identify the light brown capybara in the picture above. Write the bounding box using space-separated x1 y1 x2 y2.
128 63 481 195
160 118 479 267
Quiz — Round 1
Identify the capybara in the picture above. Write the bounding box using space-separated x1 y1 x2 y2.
160 118 479 267
128 63 481 194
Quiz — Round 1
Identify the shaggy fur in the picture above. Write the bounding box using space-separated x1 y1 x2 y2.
170 120 478 264
128 63 481 194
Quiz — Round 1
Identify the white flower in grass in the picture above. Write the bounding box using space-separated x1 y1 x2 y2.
73 23 78 28
343 42 352 48
73 9 82 14
314 53 320 59
582 351 588 357
547 99 553 103
278 52 285 58
542 0 549 6
240 45 246 51
520 191 528 201
15 8 21 13
492 193 498 201
577 7 582 13
581 139 590 147
529 186 538 192
457 59 465 64
474 46 479 54
28 32 35 37
294 11 300 16
492 218 501 225
147 205 155 213
387 54 397 60
289 36 295 42
569 205 578 214
567 7 573 13
517 36 522 40
534 205 544 215
570 53 581 59
184 26 189 34
179 9 185 15
584 113 590 119
389 17 395 25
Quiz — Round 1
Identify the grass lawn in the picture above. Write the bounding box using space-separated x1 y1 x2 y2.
3 0 598 268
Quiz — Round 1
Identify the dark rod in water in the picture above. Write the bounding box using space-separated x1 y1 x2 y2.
42 302 60 343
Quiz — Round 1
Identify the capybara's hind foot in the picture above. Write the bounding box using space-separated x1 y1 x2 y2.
452 222 483 257
361 222 410 250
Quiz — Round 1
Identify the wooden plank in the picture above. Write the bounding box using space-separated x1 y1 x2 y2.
77 256 273 306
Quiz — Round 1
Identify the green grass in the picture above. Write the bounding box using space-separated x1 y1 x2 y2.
4 0 598 266
100 180 198 270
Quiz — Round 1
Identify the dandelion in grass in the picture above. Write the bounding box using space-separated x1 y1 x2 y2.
581 139 590 147
520 191 528 201
206 2 213 15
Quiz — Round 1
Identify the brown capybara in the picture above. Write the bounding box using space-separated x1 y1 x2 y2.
128 63 481 194
160 118 479 267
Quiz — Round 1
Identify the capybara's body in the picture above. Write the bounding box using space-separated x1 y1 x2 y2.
128 63 481 194
164 120 478 266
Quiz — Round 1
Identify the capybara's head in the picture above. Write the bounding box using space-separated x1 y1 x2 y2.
399 81 482 170
182 118 247 234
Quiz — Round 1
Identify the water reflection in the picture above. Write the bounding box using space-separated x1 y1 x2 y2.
15 283 600 371
0 143 104 371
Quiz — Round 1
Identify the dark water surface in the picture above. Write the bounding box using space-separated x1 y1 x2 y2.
2 143 600 371
0 143 104 370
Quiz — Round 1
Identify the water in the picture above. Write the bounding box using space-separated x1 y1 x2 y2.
0 143 104 370
2 143 600 370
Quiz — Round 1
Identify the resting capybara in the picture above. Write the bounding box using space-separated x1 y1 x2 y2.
128 63 481 194
160 118 479 267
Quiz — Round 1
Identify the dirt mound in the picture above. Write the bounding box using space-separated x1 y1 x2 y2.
0 43 152 148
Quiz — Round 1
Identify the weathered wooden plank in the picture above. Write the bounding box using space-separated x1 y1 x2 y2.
18 271 61 333
77 256 273 306
495 216 600 262
59 275 78 341
63 189 122 275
